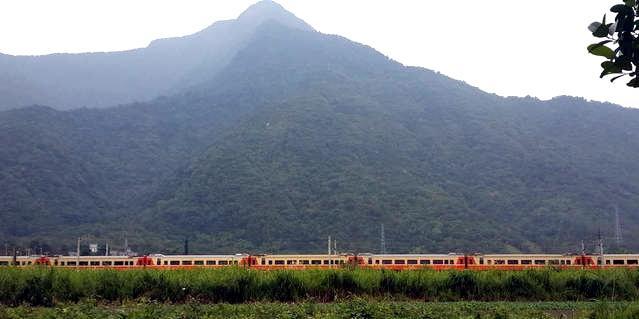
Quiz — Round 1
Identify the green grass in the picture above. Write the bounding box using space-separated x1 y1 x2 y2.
1 267 639 306
2 301 639 319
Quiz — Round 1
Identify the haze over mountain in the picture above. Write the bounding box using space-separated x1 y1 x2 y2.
1 1 638 255
0 0 311 111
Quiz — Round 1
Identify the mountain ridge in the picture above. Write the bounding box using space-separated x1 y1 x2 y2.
0 0 312 110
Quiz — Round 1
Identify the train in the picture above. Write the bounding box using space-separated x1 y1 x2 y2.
2 252 639 270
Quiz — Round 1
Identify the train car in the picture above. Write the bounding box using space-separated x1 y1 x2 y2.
150 254 244 268
253 254 351 269
361 253 469 270
478 254 578 269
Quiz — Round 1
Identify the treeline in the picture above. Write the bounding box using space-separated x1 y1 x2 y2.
1 268 639 306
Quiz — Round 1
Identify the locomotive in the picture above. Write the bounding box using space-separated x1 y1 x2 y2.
2 252 638 270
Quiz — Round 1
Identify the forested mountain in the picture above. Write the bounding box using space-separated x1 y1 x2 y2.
1 1 639 255
0 0 311 111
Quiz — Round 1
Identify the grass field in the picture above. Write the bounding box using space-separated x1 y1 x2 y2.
2 301 639 319
1 267 639 306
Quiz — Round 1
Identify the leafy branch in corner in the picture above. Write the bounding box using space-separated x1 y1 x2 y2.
588 0 639 87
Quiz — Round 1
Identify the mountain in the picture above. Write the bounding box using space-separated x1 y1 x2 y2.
0 0 312 111
2 1 639 255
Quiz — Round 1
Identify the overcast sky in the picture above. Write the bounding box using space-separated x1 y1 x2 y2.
1 1 635 108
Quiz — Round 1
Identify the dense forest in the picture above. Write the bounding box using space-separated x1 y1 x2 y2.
1 1 639 255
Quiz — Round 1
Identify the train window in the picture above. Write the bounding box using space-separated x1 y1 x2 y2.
287 260 296 265
233 261 238 265
169 260 179 265
311 260 322 265
507 260 518 265
219 261 228 265
382 260 392 265
368 258 373 264
339 260 345 264
534 260 546 265
267 260 273 265
157 259 161 265
261 259 266 265
521 260 532 265
444 260 449 265
566 260 571 265
560 260 566 265
67 261 77 266
479 258 484 265
395 260 405 265
79 261 88 266
494 260 505 265
549 260 559 265
407 260 418 265
606 260 611 265
274 260 285 265
60 262 66 266
433 260 444 265
102 261 112 266
0 261 8 266
90 261 99 266
206 260 216 265
375 260 380 264
182 261 192 266
613 260 625 265
420 260 430 265
28 261 32 265
164 261 168 265
323 260 329 265
194 261 204 265
300 260 310 265
627 260 638 265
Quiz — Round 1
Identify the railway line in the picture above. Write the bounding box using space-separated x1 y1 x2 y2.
2 252 638 270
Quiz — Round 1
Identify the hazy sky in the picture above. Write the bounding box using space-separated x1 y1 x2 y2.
1 1 635 108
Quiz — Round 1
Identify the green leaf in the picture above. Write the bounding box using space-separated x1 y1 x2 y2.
588 43 616 59
609 23 618 35
611 4 631 13
601 61 623 77
624 0 636 7
592 24 610 37
588 22 602 32
626 77 639 87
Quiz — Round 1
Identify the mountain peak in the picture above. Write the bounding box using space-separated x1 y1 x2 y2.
236 0 314 31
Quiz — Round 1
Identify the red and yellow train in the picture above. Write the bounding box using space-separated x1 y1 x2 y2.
2 252 638 270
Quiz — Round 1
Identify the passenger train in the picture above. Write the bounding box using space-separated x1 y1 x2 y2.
2 252 639 270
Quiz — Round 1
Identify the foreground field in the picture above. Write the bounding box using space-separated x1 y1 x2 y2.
2 301 639 319
2 267 639 306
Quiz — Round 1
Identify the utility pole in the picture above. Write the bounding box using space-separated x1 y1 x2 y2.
124 233 129 256
614 204 623 246
380 224 386 254
333 239 337 255
327 236 331 255
76 237 81 268
598 230 605 267
105 242 109 256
